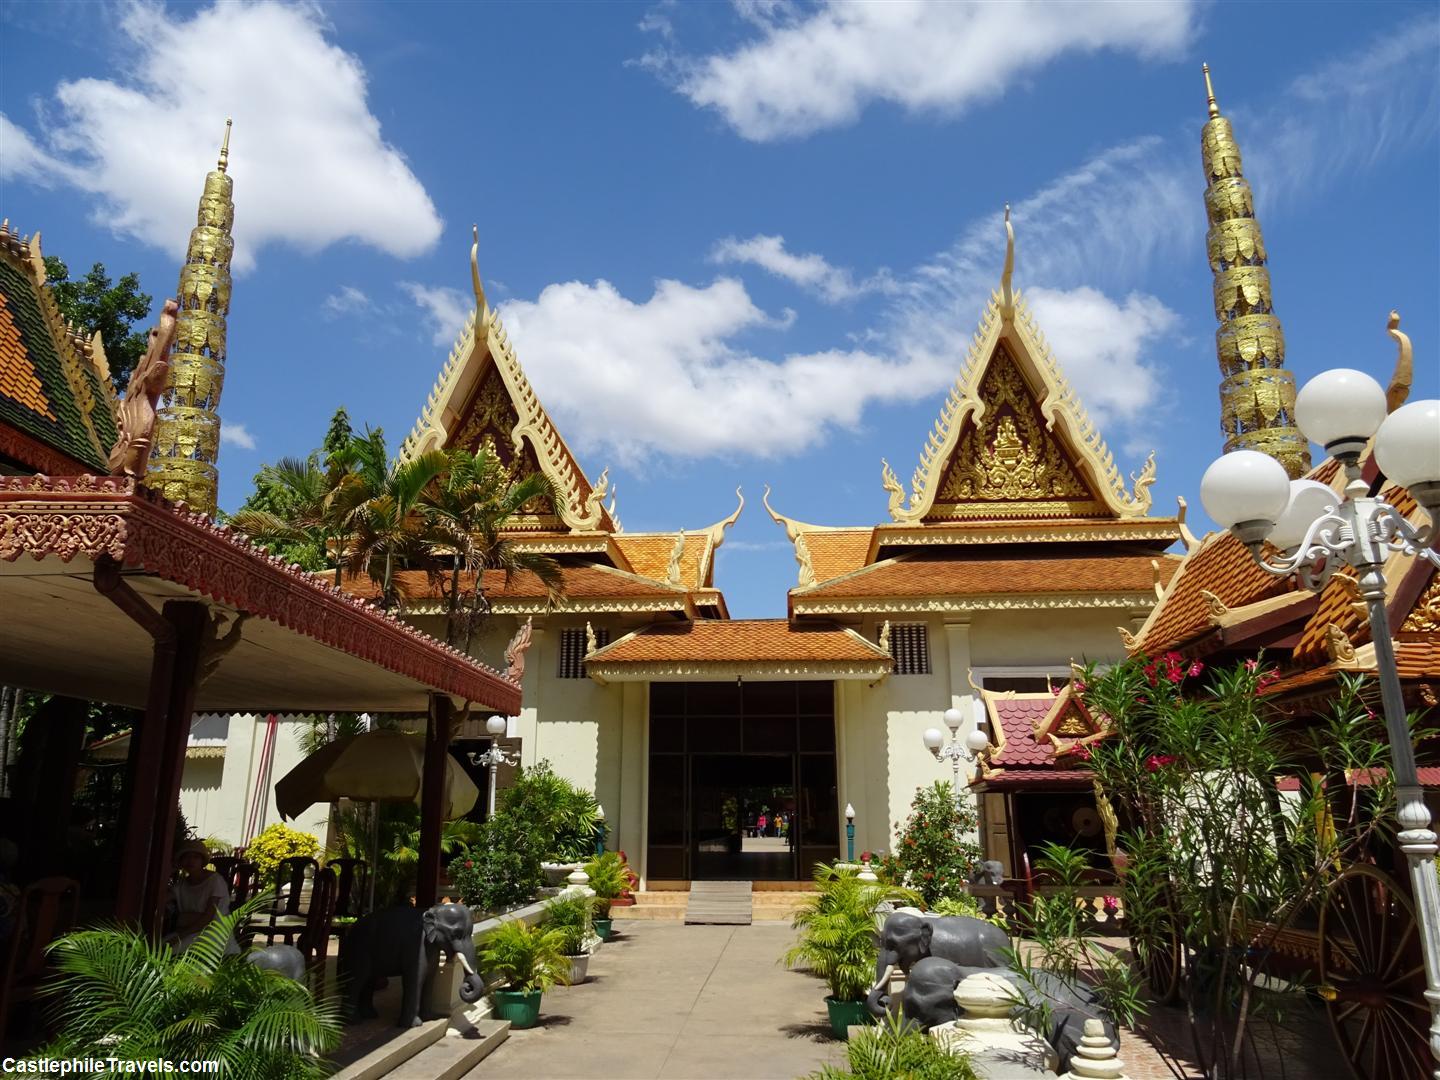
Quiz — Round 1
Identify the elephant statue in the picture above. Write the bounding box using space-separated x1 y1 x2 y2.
865 912 1008 1018
1017 970 1120 1071
338 902 484 1027
897 956 965 1029
247 943 306 981
968 861 1006 916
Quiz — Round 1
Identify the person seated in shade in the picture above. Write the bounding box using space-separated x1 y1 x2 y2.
166 839 239 955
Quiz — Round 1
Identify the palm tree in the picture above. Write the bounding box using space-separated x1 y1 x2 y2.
38 896 341 1078
422 445 565 650
228 455 349 584
339 428 449 611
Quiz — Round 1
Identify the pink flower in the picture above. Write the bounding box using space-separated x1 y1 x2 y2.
1052 684 1063 696
1257 672 1279 691
1074 679 1087 694
1072 744 1093 762
1244 658 1259 673
1143 663 1159 686
1145 754 1177 773
1102 895 1119 911
1188 661 1204 677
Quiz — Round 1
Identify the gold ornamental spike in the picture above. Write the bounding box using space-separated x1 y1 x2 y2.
217 118 232 173
999 204 1015 322
1202 63 1220 119
470 224 488 314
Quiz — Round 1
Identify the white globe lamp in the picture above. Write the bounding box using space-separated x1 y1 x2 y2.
1267 479 1340 552
942 707 965 734
486 715 507 737
1200 450 1291 545
922 728 944 754
1295 368 1386 461
1374 399 1440 516
965 727 990 754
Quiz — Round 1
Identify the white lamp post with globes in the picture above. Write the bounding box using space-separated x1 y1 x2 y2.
923 707 992 814
468 714 519 818
1200 372 1440 1072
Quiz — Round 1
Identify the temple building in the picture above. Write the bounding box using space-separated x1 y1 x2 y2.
368 210 1179 885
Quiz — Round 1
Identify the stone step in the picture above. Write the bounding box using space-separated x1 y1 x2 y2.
388 1021 509 1080
331 1019 448 1080
685 881 753 925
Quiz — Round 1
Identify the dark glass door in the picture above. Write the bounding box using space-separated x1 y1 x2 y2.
691 754 796 880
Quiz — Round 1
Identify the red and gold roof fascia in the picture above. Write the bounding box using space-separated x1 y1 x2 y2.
400 246 613 534
867 517 1181 561
884 226 1157 526
0 474 521 711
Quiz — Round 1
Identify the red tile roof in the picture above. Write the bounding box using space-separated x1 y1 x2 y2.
988 694 1058 767
1134 531 1287 654
588 619 890 665
343 563 686 603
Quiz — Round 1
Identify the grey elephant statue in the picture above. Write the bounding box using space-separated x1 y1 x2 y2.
1017 970 1120 1071
247 943 306 981
865 912 1008 1018
896 956 965 1029
338 902 484 1027
968 861 1006 916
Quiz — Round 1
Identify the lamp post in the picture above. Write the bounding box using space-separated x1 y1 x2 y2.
595 803 607 857
922 707 991 810
845 803 856 863
469 715 518 819
1200 375 1440 1073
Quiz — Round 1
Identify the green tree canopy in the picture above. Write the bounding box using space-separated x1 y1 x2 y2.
43 256 153 392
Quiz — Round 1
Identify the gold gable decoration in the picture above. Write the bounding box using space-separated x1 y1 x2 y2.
884 213 1157 525
400 230 611 534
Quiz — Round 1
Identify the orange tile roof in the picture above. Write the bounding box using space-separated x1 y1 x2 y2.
344 562 686 603
612 532 709 588
800 552 1178 599
803 529 874 584
1135 532 1286 654
588 619 890 665
1292 571 1366 664
0 293 55 419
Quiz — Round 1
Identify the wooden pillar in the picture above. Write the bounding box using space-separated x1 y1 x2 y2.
416 694 454 910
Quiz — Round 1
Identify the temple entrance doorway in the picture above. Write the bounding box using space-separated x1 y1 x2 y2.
647 680 838 882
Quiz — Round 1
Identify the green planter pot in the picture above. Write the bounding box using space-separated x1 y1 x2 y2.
593 917 614 940
492 988 543 1029
825 997 871 1040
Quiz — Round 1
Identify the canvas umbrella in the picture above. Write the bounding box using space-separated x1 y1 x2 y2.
275 728 479 909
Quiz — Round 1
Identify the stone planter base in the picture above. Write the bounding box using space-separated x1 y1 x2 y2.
566 952 590 985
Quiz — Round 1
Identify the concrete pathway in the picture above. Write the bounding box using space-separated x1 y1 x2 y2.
464 921 848 1080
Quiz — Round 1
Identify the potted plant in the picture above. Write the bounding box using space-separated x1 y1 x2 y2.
478 918 571 1028
544 894 593 984
583 851 628 940
784 864 917 1040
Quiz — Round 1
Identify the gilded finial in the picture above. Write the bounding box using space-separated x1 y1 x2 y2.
1386 310 1413 414
1202 64 1219 119
470 224 488 314
217 118 232 173
999 204 1015 321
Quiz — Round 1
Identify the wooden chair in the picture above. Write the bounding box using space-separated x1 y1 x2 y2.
0 877 80 1048
265 856 319 945
295 869 337 994
230 860 260 906
328 858 368 920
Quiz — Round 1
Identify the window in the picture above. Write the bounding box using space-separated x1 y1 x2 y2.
886 623 931 676
557 627 609 679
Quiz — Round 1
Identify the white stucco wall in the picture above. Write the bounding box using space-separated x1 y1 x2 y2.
191 713 330 849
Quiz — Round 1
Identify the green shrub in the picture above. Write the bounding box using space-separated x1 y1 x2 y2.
245 822 320 886
452 813 544 914
498 760 600 862
877 781 981 908
329 803 482 908
582 851 628 919
478 918 571 993
810 1010 978 1079
784 864 917 1003
35 896 341 1079
543 894 591 957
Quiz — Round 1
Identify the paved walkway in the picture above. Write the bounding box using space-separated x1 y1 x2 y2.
464 921 847 1080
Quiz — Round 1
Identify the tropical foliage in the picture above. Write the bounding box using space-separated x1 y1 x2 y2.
478 918 571 993
500 760 602 862
808 1007 978 1079
876 781 981 908
329 802 482 909
35 897 341 1079
784 864 918 1003
1060 658 1411 1079
581 851 630 919
543 894 592 957
451 812 545 915
43 255 153 391
244 822 320 886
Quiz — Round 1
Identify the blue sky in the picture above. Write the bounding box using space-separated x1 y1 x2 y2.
2 1 1437 618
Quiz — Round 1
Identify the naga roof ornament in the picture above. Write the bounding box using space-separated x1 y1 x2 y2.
1201 64 1309 479
149 119 235 516
401 227 613 533
883 208 1157 524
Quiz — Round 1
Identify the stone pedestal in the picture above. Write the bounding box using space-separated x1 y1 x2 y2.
1059 1018 1128 1080
931 972 1057 1079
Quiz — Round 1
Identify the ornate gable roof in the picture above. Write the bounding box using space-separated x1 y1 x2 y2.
0 223 118 474
884 212 1156 525
400 230 613 534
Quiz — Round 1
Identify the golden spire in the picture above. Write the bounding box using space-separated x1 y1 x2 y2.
999 204 1015 322
1200 65 1309 478
148 120 236 515
470 224 487 314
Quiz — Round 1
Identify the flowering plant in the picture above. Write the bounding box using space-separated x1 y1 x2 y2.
875 781 981 907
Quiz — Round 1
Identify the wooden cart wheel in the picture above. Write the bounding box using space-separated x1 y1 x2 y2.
1318 864 1429 1080
1133 923 1183 1005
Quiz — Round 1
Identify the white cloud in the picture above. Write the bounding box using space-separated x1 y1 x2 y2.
221 422 256 451
401 282 472 347
644 0 1195 141
496 277 943 463
710 234 895 303
321 286 372 319
0 1 441 271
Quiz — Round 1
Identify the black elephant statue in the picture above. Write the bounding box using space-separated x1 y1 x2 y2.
338 902 483 1027
967 861 1006 916
897 956 965 1029
865 912 1008 1018
247 943 306 981
1016 970 1120 1071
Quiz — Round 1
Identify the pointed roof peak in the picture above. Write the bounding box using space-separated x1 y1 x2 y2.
1000 204 1015 321
217 118 232 173
1202 63 1220 120
470 224 487 313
